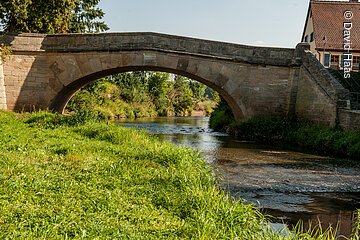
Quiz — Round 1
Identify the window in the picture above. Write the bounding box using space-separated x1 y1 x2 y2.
330 55 340 69
323 54 330 67
341 54 354 68
341 54 346 68
310 32 314 42
353 56 360 70
304 35 309 43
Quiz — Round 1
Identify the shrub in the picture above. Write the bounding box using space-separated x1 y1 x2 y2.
214 115 360 160
209 98 234 131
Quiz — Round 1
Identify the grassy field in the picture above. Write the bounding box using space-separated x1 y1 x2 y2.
0 111 352 239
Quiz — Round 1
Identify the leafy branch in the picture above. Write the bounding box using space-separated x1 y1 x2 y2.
0 43 11 62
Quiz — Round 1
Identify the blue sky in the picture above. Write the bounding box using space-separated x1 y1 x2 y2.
98 0 310 48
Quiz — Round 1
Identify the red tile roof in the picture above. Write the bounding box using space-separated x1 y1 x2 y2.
309 0 360 51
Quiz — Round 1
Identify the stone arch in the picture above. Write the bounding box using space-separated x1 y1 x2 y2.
50 65 244 120
3 33 305 123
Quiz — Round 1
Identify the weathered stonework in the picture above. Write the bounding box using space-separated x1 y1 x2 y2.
0 59 7 110
339 110 360 130
295 44 351 126
0 32 357 129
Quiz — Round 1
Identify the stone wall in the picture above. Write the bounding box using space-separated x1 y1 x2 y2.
339 110 360 130
2 32 296 66
295 66 338 126
295 44 350 126
0 59 7 110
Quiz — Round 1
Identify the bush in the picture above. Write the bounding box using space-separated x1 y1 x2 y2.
229 116 292 142
215 115 360 160
209 98 234 131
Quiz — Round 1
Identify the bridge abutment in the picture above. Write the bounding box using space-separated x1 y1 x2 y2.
0 60 7 110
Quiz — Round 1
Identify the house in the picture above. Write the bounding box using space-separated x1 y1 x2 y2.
302 0 360 71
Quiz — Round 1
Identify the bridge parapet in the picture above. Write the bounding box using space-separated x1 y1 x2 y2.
1 32 298 66
296 43 350 106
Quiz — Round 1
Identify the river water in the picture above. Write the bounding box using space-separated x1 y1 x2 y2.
118 117 360 238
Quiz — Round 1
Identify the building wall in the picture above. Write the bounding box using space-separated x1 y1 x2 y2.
303 6 360 71
303 13 318 59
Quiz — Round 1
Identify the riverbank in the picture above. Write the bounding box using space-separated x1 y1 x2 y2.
209 102 360 160
240 117 359 160
0 111 347 239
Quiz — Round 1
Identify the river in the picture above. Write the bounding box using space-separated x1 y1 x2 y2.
118 117 360 238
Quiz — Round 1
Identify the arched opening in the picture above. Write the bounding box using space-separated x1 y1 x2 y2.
50 66 244 120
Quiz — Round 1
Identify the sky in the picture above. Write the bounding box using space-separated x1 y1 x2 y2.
98 0 310 48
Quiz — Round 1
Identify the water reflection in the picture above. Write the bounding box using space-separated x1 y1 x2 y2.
118 117 360 238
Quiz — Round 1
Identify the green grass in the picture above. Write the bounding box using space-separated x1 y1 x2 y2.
353 210 360 240
0 111 350 239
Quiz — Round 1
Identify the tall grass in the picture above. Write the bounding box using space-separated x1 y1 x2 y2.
0 111 352 239
352 210 360 240
0 111 267 239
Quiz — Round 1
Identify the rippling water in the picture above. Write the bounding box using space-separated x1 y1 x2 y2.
118 117 360 238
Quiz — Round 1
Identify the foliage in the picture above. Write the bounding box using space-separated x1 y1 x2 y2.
0 43 11 62
69 0 109 33
147 72 172 116
229 116 293 142
328 69 360 93
210 110 360 159
67 72 220 119
189 80 207 101
109 72 150 104
0 0 76 33
209 97 235 131
209 98 360 159
170 75 195 116
353 210 360 240
0 0 108 33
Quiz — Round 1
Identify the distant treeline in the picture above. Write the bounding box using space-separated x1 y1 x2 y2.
67 71 220 119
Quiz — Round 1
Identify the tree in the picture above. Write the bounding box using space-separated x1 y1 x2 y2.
69 0 109 33
0 0 108 33
109 72 150 103
147 72 172 115
189 80 206 101
0 0 76 33
171 75 194 115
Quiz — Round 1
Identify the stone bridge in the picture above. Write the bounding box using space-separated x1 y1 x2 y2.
0 32 357 129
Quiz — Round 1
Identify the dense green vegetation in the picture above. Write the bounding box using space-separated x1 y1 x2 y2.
328 69 360 93
0 110 341 239
67 72 220 119
328 70 360 110
0 0 108 33
209 98 235 131
210 101 360 159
